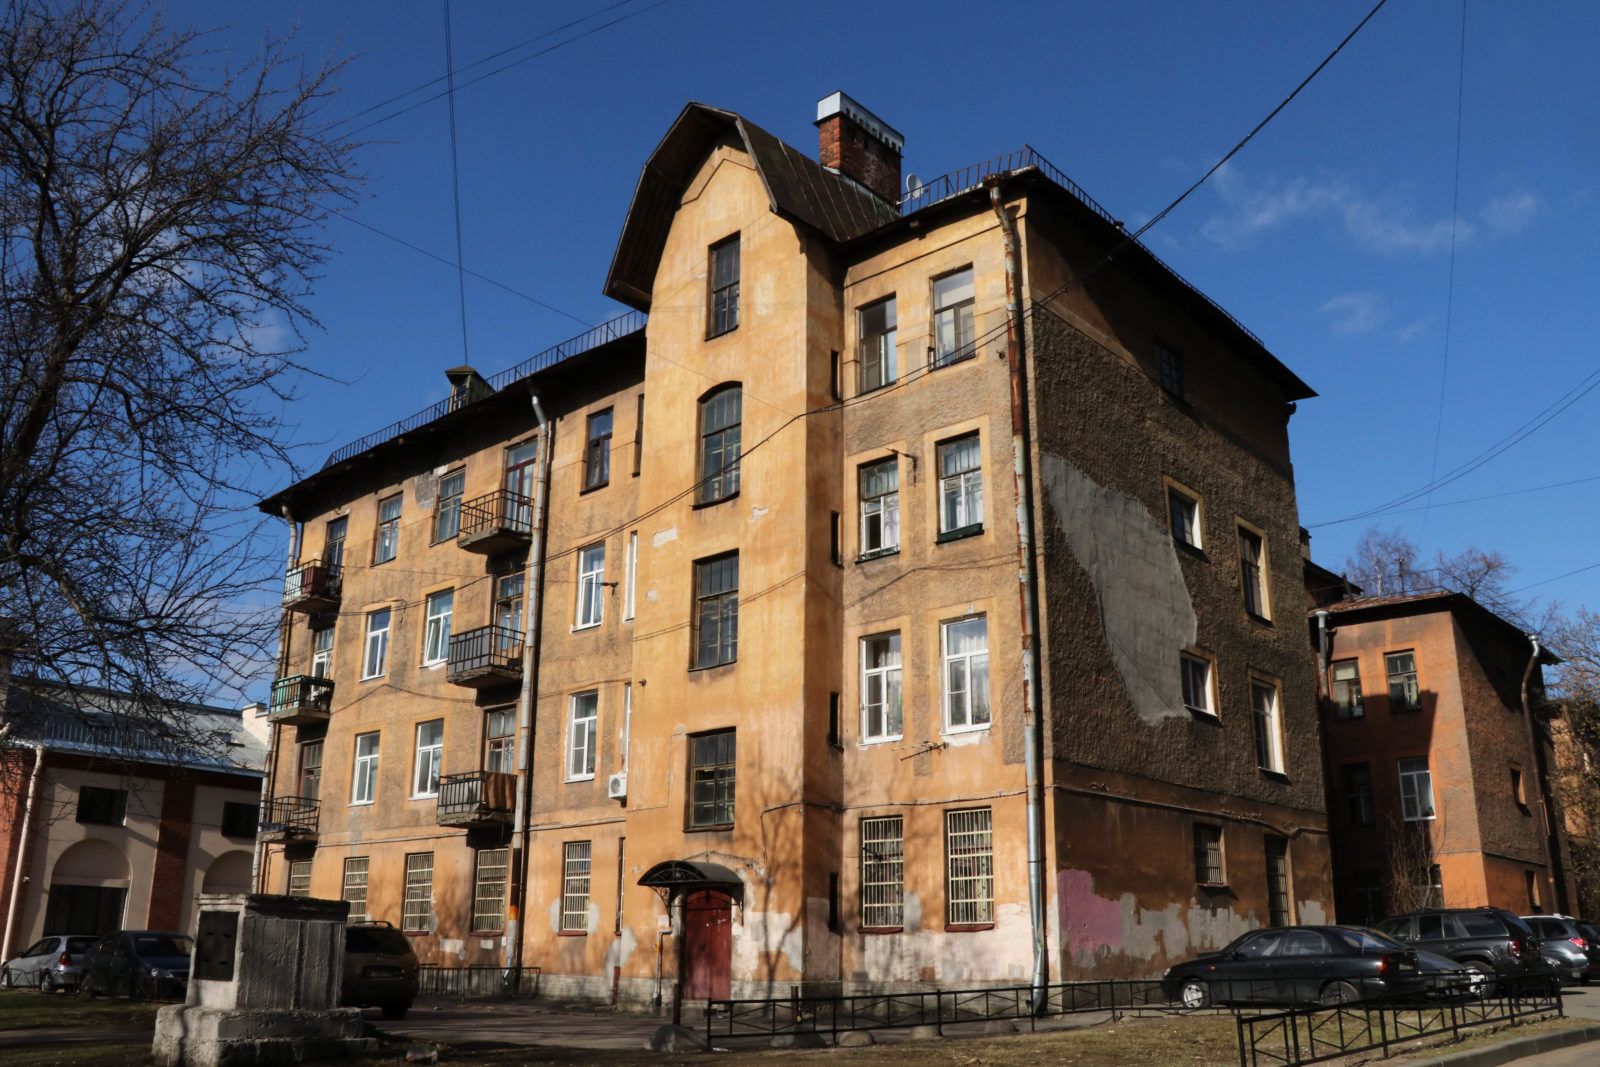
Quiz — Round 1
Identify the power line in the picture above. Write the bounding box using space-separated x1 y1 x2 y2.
443 0 470 365
1308 471 1600 527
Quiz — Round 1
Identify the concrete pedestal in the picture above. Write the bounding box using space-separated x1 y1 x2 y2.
153 1005 376 1067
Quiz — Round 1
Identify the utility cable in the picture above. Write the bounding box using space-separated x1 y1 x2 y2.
443 0 471 365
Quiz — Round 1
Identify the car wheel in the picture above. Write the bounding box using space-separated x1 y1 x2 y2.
1319 980 1361 1007
39 973 55 994
1462 962 1492 996
1179 979 1211 1009
0 967 14 989
380 1000 412 1020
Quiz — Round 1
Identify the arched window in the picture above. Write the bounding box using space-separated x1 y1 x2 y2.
697 385 741 504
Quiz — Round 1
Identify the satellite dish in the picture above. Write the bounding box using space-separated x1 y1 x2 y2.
905 173 923 197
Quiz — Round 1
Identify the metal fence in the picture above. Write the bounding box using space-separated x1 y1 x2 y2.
417 965 542 1000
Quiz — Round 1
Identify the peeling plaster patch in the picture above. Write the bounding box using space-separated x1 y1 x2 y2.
1297 899 1328 925
1118 897 1187 961
1188 901 1252 953
943 730 985 747
587 902 602 935
653 526 678 547
1061 870 1198 967
858 903 1031 983
440 938 464 958
1038 453 1196 724
547 896 562 933
1059 869 1122 962
903 891 922 933
733 910 804 976
749 506 769 522
646 589 659 603
604 926 637 971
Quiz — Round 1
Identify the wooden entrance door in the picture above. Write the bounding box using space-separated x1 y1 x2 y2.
682 890 732 1001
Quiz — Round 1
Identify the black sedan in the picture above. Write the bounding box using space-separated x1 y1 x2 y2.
79 930 192 999
1163 926 1460 1007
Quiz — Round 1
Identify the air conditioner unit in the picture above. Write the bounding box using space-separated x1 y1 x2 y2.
606 772 628 800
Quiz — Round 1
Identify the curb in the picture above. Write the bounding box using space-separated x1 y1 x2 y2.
1417 1023 1600 1066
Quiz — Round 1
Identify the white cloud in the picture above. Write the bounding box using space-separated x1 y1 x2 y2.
1480 189 1541 235
1320 292 1384 335
1393 318 1431 343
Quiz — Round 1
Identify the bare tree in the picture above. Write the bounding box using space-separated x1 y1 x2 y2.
1380 813 1440 914
1341 527 1553 631
1546 609 1600 916
0 1 357 762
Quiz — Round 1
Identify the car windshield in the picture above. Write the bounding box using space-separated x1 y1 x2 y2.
1499 913 1535 938
1329 928 1405 953
1579 923 1600 942
133 935 192 958
347 927 411 954
65 937 95 953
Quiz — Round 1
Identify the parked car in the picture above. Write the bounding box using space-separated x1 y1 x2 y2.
1 934 96 992
78 931 192 999
342 921 418 1020
1161 925 1460 1007
1374 908 1547 992
1522 914 1600 984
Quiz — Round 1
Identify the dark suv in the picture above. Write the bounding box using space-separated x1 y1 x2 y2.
1374 908 1545 992
1522 915 1600 984
342 922 418 1020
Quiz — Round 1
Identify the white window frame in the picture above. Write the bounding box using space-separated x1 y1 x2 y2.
1331 660 1365 719
361 609 391 680
858 296 898 392
1399 757 1436 821
560 841 592 933
859 457 900 556
942 616 990 732
402 852 433 933
1386 651 1422 711
422 589 453 666
1180 651 1215 717
937 435 983 536
861 632 903 742
287 859 312 897
1251 678 1285 774
860 815 904 928
566 691 598 781
623 531 637 620
945 807 994 925
932 268 975 366
412 719 443 798
575 543 605 629
311 625 334 678
1237 523 1271 619
374 494 402 564
351 732 380 805
342 857 369 922
433 469 465 542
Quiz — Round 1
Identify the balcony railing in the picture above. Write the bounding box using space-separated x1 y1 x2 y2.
269 675 335 725
446 626 524 688
457 491 534 554
258 796 319 842
283 558 342 613
436 771 516 828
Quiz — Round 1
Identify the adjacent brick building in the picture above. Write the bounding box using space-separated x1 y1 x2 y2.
255 93 1332 1004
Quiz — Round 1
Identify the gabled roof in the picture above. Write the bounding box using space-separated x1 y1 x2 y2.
1315 590 1558 665
604 103 897 310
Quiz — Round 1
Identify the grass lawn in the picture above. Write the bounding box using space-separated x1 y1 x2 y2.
0 989 163 1031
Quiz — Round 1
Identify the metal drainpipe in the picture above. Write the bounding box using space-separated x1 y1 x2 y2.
506 392 552 983
1315 611 1331 680
254 508 301 892
1520 635 1566 912
988 179 1048 1007
2 743 47 960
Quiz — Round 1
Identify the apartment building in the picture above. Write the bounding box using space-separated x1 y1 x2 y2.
255 94 1331 1004
1314 590 1575 921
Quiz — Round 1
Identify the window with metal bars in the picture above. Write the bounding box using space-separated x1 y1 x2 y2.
1193 823 1224 884
402 852 433 932
1265 836 1291 926
860 816 904 928
561 841 591 933
287 860 312 898
343 857 369 922
473 849 509 932
945 808 994 926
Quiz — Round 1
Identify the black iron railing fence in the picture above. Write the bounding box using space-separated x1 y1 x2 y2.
282 558 342 605
258 795 319 838
417 965 541 1000
458 491 533 540
436 770 515 823
269 675 334 718
447 625 524 677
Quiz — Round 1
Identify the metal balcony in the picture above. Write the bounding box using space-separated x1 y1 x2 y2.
457 491 534 554
436 771 515 828
258 796 319 842
269 675 334 725
283 558 342 613
446 625 524 688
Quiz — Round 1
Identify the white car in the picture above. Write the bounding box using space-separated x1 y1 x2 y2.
1 934 96 992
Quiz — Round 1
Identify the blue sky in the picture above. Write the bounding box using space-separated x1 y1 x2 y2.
178 0 1600 618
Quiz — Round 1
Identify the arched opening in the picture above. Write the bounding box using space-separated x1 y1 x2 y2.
201 850 253 895
45 840 130 935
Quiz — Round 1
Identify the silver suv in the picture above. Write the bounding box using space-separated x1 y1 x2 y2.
1375 908 1545 993
1522 915 1600 984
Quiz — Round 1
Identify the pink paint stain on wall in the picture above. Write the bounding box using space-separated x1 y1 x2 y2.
1059 868 1121 958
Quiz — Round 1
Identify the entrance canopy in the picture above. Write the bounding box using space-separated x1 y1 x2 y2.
638 860 744 903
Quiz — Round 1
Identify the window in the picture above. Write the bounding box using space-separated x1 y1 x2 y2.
422 590 453 665
1399 757 1436 821
692 552 738 668
1526 870 1540 912
937 434 983 538
584 409 613 490
325 516 348 572
827 691 841 746
559 841 592 933
1237 526 1269 618
1344 764 1375 825
374 494 401 564
860 816 904 928
361 609 391 679
504 440 538 528
1167 484 1201 548
1180 652 1215 717
632 395 645 476
1251 679 1284 774
412 720 443 797
689 730 736 828
697 386 741 503
1193 824 1224 884
1386 652 1421 711
287 860 312 898
942 616 990 731
1155 343 1184 398
472 849 509 932
434 470 464 542
1416 864 1444 909
708 235 739 337
494 573 524 635
1331 660 1364 718
861 633 903 741
624 531 637 620
402 853 433 933
351 732 380 804
932 269 975 366
566 691 598 781
858 296 897 391
299 741 323 801
76 786 126 826
1511 767 1528 810
859 458 899 557
945 808 994 926
575 544 606 628
1265 836 1291 926
485 708 515 774
310 625 334 678
342 857 369 922
220 802 257 838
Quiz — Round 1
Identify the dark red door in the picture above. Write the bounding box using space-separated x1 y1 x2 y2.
682 890 732 1001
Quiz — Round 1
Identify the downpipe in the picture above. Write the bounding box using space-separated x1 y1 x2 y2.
254 508 301 892
989 179 1049 1009
2 744 46 961
1521 634 1565 912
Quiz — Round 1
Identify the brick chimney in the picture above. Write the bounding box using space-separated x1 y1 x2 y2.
815 91 904 205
